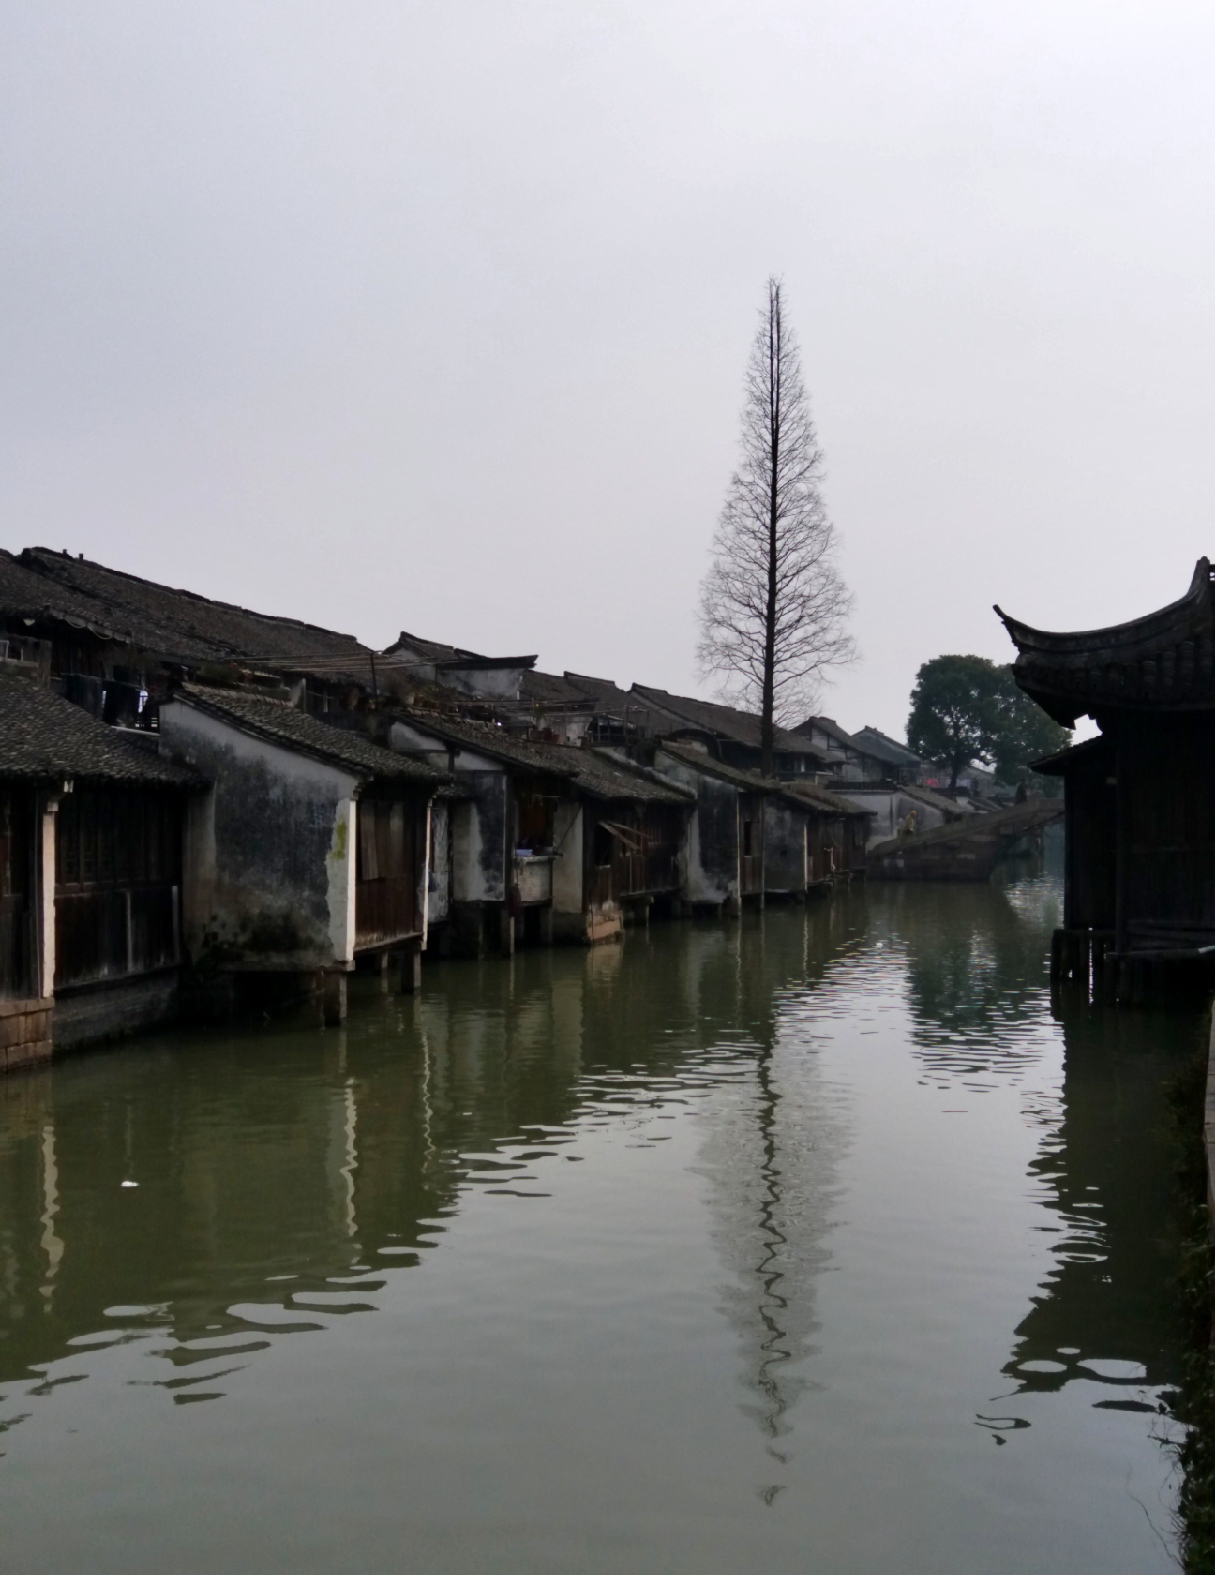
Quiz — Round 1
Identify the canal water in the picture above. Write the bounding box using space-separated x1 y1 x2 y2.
0 877 1201 1573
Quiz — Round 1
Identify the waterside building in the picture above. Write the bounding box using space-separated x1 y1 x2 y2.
1001 558 1215 1001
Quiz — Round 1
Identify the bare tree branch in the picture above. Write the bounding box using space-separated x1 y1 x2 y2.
697 278 855 774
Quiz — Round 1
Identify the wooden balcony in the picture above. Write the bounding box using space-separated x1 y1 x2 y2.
355 876 420 949
55 883 179 990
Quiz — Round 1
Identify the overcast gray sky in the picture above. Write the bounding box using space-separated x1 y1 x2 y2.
2 1 1212 736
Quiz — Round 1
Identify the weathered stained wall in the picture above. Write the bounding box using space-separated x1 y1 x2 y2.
161 702 359 972
653 750 739 906
449 773 509 904
843 788 944 848
389 722 510 909
549 801 587 943
551 801 583 913
763 800 807 895
428 799 451 924
435 665 528 702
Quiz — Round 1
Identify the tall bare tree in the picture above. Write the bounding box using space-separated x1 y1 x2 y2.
698 278 854 776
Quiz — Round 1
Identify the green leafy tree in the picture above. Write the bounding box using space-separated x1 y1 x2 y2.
907 655 1069 791
989 674 1070 789
907 656 1002 789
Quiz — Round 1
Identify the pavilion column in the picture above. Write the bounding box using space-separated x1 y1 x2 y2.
1114 736 1130 959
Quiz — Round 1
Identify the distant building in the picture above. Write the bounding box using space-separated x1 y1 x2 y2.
381 632 538 703
388 711 692 949
649 742 867 911
849 727 926 785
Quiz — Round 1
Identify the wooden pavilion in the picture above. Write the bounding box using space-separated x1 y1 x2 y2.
999 558 1215 1001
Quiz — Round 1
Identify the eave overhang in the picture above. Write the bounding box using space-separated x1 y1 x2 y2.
996 559 1215 725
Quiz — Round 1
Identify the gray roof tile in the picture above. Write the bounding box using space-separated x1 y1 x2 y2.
177 686 449 785
0 673 198 786
5 548 379 684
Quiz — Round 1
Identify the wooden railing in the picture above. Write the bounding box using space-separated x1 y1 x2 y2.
590 849 680 906
355 877 419 948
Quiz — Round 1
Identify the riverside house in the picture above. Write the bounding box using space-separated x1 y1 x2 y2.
159 686 449 1021
0 670 198 1069
388 712 693 949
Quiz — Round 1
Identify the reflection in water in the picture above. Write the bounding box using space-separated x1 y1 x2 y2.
692 922 850 1466
1006 1005 1196 1405
0 879 1198 1574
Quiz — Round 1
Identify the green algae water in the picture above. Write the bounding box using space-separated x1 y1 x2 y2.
0 879 1199 1573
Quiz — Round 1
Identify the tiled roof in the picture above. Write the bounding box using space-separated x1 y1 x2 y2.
397 710 578 776
0 551 114 629
998 558 1215 723
5 548 378 684
902 783 967 818
567 750 693 804
0 673 198 786
631 684 826 759
397 711 689 801
850 726 924 768
1030 736 1111 777
654 741 777 791
655 742 865 817
519 669 597 707
562 671 637 711
386 630 536 671
175 686 449 785
780 780 869 817
792 714 859 750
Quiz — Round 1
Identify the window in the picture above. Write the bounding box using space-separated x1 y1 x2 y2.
56 788 180 893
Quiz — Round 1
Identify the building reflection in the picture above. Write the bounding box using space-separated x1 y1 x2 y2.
1001 1002 1196 1399
1 882 1192 1458
1 920 848 1401
880 873 1192 1416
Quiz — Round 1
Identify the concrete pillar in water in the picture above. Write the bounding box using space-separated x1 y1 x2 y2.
400 944 422 994
322 972 348 1026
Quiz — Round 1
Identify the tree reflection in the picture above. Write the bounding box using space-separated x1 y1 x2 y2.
886 879 1062 1078
692 910 852 1473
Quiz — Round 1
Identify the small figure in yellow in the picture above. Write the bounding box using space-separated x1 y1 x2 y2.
899 808 917 838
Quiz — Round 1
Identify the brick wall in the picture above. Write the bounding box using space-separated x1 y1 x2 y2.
0 998 53 1073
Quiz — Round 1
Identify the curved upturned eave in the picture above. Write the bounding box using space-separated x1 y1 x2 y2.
994 558 1212 660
